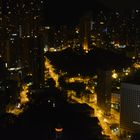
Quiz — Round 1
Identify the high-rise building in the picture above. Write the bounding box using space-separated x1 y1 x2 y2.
0 0 45 87
80 11 92 53
29 37 44 88
0 0 44 61
120 81 140 134
0 0 2 29
0 0 4 58
97 69 112 115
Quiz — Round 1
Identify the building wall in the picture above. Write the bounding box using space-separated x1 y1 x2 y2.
120 83 140 133
29 37 44 88
0 0 44 63
97 70 112 115
80 12 92 52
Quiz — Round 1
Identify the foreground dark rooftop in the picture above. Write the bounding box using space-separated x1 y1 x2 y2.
0 87 103 140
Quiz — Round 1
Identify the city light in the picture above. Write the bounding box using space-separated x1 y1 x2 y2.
133 63 140 69
45 57 59 87
6 84 29 116
1 2 140 139
112 73 118 79
6 106 23 116
100 21 104 24
55 127 63 132
20 85 29 104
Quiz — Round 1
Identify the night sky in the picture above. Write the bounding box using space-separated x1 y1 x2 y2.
43 0 107 25
43 0 139 25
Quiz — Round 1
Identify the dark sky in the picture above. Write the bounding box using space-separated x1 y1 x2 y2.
98 0 139 9
43 0 139 25
43 0 106 25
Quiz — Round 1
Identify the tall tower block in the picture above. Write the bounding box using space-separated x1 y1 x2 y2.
80 11 92 53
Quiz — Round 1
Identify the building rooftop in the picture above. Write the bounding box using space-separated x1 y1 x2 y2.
122 70 140 85
45 47 132 76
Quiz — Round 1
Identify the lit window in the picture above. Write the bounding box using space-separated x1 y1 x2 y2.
100 22 104 24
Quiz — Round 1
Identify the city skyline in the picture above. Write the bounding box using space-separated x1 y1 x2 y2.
0 1 140 140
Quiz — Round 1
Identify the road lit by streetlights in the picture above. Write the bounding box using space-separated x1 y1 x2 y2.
6 84 29 116
45 57 59 87
70 95 119 140
20 85 29 104
44 57 119 139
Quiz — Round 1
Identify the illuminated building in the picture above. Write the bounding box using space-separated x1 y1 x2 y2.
97 69 112 115
45 25 72 50
29 37 44 88
135 28 140 62
0 0 2 32
0 0 5 59
0 0 45 87
80 11 92 52
0 58 19 115
120 80 140 134
0 0 44 59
